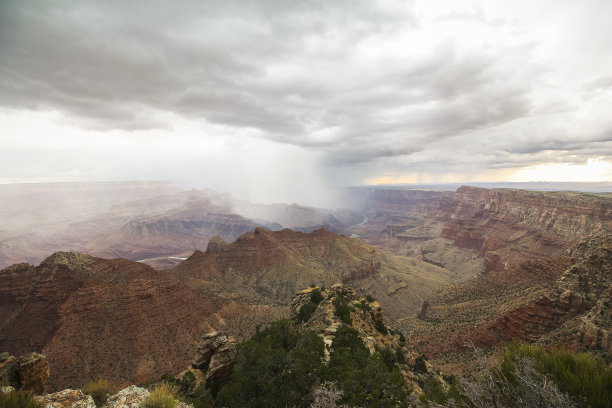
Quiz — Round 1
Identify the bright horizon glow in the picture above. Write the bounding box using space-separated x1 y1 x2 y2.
509 158 612 182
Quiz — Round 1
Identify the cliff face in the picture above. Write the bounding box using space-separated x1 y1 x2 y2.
0 252 285 390
485 234 612 351
406 234 612 361
436 186 612 271
173 227 381 302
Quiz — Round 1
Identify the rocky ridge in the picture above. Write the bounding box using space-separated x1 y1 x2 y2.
405 234 612 369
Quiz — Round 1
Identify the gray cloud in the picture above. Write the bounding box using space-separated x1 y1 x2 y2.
1 0 611 184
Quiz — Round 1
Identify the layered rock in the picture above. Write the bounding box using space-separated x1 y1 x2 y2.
486 234 612 349
173 227 381 302
406 234 612 363
192 332 237 386
436 186 612 272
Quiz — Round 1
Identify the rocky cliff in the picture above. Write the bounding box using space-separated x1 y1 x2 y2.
436 186 612 272
172 227 381 302
406 234 612 366
0 228 452 390
0 251 286 390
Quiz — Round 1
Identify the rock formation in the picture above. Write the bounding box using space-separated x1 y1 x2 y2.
436 186 612 272
0 352 49 394
36 389 96 408
192 332 237 386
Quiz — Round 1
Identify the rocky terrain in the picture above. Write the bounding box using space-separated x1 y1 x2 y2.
404 234 612 374
0 228 453 391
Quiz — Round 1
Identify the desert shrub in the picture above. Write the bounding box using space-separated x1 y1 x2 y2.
0 389 44 408
83 378 113 407
374 319 388 334
413 355 427 373
422 344 577 408
379 347 397 370
141 383 178 408
356 299 371 311
398 332 406 347
310 381 348 408
332 295 352 325
324 325 410 407
420 375 467 407
365 295 375 303
310 288 324 304
181 385 215 408
297 302 318 322
216 319 325 408
500 342 612 408
179 371 196 396
395 349 406 365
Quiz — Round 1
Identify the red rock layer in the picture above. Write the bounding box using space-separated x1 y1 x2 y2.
436 186 612 271
173 227 380 301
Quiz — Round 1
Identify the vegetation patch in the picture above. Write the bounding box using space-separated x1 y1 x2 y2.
83 378 113 407
296 301 318 322
141 383 178 408
0 389 44 408
332 294 352 325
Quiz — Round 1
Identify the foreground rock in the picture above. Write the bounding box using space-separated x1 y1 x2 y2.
192 331 237 386
36 389 95 408
102 385 149 408
0 351 49 394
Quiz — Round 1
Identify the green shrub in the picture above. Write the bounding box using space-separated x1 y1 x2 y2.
366 295 375 303
398 332 406 347
500 342 612 408
296 302 318 322
216 319 325 408
420 375 467 407
413 355 427 373
0 389 44 408
310 288 323 304
179 371 196 396
374 319 388 334
141 383 178 408
356 299 371 311
324 325 410 407
332 295 352 325
83 378 113 407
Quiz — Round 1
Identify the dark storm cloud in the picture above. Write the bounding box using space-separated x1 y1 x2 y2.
1 0 611 175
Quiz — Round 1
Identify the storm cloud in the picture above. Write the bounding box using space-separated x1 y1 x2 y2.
1 0 611 200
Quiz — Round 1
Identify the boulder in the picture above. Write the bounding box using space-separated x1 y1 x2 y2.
0 352 49 394
192 332 236 386
0 353 19 388
103 385 149 408
18 352 49 394
36 389 96 408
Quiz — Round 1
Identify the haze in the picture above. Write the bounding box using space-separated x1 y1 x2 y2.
1 0 611 206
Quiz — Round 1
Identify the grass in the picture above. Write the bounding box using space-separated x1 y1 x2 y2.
0 388 45 408
141 383 178 408
500 342 612 408
82 378 113 407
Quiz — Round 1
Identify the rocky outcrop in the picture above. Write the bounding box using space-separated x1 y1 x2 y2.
0 352 49 394
174 227 381 301
486 234 612 347
36 389 96 408
192 332 237 386
102 386 149 408
436 186 612 272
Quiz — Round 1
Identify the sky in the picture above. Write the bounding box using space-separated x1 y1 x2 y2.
1 0 611 205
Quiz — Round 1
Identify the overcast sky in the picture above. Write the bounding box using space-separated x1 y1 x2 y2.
1 0 611 205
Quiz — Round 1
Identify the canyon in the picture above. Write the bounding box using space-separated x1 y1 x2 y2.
1 182 612 391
